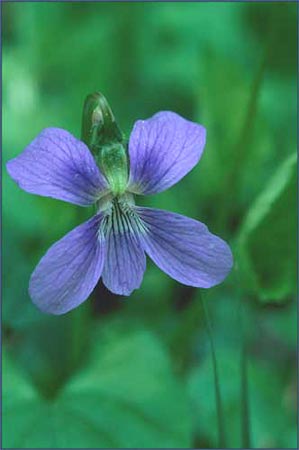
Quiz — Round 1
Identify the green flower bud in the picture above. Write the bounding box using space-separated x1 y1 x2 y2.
81 92 128 195
81 92 123 153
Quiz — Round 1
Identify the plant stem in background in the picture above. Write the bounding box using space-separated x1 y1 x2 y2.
217 45 269 233
241 329 251 448
235 261 251 448
200 291 226 448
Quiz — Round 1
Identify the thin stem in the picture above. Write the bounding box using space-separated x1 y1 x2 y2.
217 45 269 233
240 330 251 448
235 262 251 448
200 291 226 448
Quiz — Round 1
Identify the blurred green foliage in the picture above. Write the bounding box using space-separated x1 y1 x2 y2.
2 2 297 449
4 323 192 448
239 153 297 302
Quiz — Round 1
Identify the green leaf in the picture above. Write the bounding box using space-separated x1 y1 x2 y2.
238 153 296 302
188 350 297 448
3 327 192 448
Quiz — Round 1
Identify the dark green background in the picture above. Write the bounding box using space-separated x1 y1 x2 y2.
2 2 297 448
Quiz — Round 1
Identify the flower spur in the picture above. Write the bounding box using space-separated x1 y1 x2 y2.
6 94 233 314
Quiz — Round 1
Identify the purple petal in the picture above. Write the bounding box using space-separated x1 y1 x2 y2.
101 204 146 295
128 112 206 195
6 128 108 206
29 214 105 314
137 207 233 288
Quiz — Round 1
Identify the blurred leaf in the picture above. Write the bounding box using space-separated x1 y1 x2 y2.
3 327 192 448
261 300 297 349
188 350 297 448
238 153 296 302
243 2 297 77
2 215 43 330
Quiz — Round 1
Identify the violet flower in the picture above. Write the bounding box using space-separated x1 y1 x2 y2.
7 111 233 314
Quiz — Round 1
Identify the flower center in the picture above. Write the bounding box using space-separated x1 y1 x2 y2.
97 193 147 237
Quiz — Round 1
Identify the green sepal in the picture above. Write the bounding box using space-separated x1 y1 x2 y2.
98 142 128 195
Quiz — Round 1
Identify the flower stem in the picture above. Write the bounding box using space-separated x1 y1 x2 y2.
236 270 251 448
200 291 226 448
234 257 251 448
240 331 251 448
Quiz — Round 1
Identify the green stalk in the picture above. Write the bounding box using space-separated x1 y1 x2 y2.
200 291 226 448
236 262 251 448
217 45 268 233
240 329 251 448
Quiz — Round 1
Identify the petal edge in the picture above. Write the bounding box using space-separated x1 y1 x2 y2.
137 207 233 288
128 112 206 195
7 128 108 206
29 214 105 314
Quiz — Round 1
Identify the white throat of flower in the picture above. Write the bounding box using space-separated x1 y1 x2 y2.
96 192 147 238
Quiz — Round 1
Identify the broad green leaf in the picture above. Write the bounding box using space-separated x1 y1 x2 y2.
238 153 296 301
3 327 192 448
